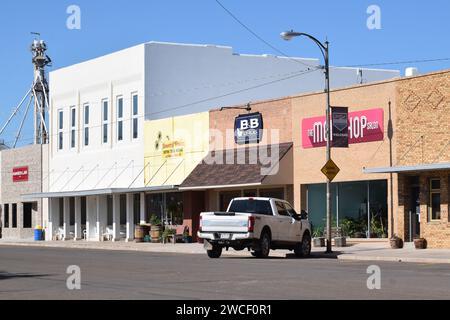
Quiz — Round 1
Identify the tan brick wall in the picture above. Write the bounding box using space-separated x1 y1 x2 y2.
395 70 450 248
209 98 292 149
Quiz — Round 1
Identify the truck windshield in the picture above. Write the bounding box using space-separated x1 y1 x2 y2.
228 200 273 216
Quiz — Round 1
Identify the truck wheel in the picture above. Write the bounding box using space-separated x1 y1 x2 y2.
207 245 222 259
295 233 311 258
253 231 271 258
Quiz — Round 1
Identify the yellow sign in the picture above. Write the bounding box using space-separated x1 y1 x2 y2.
321 159 340 182
162 141 185 159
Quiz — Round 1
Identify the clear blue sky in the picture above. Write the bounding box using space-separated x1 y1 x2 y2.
1 0 449 147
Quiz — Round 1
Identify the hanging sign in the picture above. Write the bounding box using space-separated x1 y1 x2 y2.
332 106 349 148
234 112 264 145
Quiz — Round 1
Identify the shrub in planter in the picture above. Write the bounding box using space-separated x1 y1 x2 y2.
414 238 427 249
390 235 404 249
312 226 325 247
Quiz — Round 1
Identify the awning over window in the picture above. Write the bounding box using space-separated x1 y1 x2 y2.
363 163 450 174
22 185 178 200
179 143 293 190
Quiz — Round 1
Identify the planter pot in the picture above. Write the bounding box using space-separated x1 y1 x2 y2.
334 237 347 247
414 238 427 250
150 225 163 243
390 237 404 249
313 237 325 248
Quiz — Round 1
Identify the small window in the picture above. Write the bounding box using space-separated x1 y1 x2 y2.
58 110 64 150
12 204 17 228
84 104 90 146
102 99 109 144
228 200 273 216
70 107 76 149
284 203 298 217
275 201 289 216
429 178 441 221
23 203 33 229
132 93 139 139
117 97 124 141
3 204 9 228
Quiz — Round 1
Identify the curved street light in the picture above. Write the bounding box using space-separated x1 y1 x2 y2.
281 30 333 254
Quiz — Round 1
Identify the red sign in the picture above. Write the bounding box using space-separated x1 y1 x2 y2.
13 166 29 182
302 108 384 149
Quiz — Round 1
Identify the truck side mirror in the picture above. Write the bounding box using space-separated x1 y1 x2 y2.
300 210 308 220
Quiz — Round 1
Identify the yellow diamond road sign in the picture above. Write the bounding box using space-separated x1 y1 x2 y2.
321 159 340 182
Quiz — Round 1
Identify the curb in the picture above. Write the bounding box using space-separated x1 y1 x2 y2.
338 254 450 265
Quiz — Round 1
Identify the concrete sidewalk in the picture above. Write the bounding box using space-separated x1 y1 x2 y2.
2 238 450 264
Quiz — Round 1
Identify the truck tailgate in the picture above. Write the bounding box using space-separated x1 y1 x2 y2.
201 212 249 233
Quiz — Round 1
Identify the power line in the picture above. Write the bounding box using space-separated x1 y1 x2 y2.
342 57 450 68
214 0 320 71
0 68 319 146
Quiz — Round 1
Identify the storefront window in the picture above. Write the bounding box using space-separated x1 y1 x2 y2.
307 180 388 238
429 178 441 221
259 188 285 200
147 193 164 223
243 189 257 197
220 191 242 211
166 193 183 225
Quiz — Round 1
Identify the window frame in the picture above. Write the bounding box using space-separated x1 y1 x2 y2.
429 178 441 222
83 104 90 147
70 106 76 149
131 92 139 140
58 109 64 150
116 96 124 142
102 99 109 144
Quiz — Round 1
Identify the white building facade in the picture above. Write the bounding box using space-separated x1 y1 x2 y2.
24 41 400 242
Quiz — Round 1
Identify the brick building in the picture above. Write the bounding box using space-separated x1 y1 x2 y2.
1 145 49 239
365 70 450 248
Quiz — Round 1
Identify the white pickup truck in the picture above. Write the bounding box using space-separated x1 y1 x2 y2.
198 197 312 259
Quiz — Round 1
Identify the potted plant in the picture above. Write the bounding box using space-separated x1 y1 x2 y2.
414 237 427 249
182 226 192 243
162 228 176 244
150 215 163 243
312 226 325 247
390 234 404 249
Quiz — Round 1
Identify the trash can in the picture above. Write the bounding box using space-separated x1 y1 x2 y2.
34 226 44 241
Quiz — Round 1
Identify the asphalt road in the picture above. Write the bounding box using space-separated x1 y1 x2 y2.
1 245 450 300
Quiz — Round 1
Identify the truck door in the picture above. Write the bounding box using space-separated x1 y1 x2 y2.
283 202 303 242
274 201 294 242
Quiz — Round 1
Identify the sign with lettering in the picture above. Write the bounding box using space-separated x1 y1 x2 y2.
302 108 384 149
332 107 349 148
13 166 29 182
235 112 264 145
162 141 185 159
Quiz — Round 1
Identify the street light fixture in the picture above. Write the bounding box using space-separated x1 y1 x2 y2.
281 30 333 253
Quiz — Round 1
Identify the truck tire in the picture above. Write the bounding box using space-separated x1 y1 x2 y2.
207 245 222 259
253 231 271 258
295 233 312 258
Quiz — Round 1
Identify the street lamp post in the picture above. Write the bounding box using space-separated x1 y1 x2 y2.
281 30 333 253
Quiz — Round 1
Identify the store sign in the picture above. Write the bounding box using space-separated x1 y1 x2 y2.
234 112 264 145
302 108 384 149
162 141 185 159
12 166 29 182
332 107 349 148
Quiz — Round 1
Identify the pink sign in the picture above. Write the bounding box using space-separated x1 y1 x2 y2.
302 108 384 149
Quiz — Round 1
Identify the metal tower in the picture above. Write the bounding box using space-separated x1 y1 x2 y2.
0 34 51 147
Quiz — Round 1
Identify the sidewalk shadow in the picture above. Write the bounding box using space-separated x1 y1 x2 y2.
0 271 53 281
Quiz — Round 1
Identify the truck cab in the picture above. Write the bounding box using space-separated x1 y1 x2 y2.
198 197 311 259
